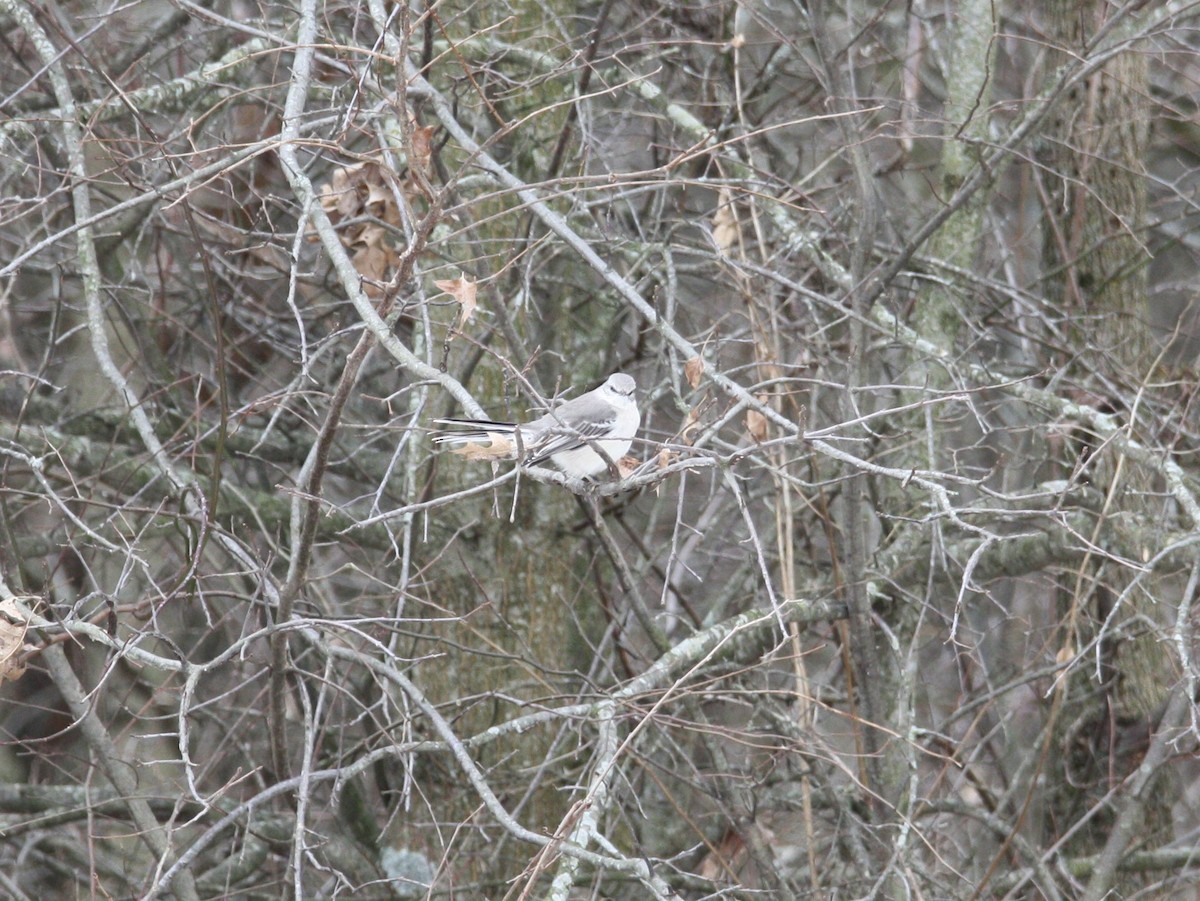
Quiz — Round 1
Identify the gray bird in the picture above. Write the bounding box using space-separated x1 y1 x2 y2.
432 373 640 478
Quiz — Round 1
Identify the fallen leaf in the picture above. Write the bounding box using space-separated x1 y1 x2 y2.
684 356 704 389
434 275 479 329
617 455 640 479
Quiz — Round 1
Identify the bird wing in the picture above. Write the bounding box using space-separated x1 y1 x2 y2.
523 396 619 464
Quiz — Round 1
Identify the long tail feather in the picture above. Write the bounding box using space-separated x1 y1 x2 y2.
431 418 518 445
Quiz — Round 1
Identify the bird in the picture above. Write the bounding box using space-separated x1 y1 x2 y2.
432 373 640 478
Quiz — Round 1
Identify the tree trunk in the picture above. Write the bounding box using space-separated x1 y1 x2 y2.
1040 3 1173 883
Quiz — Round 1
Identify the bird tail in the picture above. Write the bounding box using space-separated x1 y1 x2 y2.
430 418 518 446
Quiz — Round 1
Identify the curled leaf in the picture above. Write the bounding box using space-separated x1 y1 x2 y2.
684 356 704 389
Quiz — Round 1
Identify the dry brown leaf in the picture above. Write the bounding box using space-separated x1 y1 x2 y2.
617 455 640 479
319 161 372 219
310 157 408 291
698 823 777 886
682 407 702 446
434 275 479 330
745 407 768 443
684 356 704 389
656 448 679 469
0 598 32 684
365 179 395 217
711 188 739 254
449 434 514 460
352 238 397 298
697 829 747 882
411 125 435 179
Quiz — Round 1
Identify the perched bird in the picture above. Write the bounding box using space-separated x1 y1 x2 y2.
432 373 639 478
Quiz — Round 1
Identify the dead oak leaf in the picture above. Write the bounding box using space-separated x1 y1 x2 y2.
434 275 479 330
